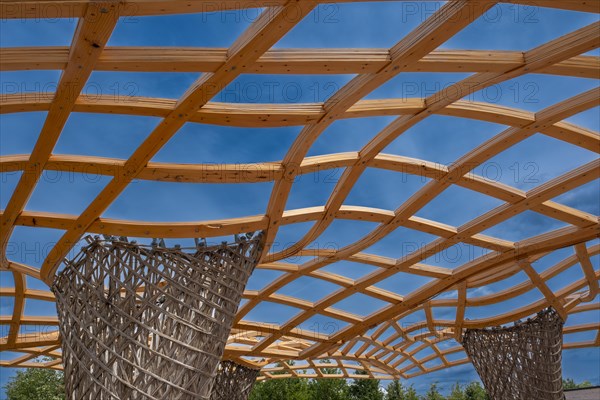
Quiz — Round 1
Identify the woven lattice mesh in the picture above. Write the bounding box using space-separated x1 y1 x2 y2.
52 235 262 400
210 361 260 400
462 308 565 400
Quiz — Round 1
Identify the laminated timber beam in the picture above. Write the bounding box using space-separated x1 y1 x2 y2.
1 48 597 78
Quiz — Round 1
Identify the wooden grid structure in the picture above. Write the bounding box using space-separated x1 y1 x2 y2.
53 235 262 399
0 0 599 384
463 308 565 400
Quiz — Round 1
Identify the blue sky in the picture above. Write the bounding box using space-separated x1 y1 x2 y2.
1 1 599 397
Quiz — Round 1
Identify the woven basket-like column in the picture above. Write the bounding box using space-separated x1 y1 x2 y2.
210 360 260 400
462 308 565 400
52 234 263 400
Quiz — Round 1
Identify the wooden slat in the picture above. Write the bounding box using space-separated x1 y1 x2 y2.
1 0 595 20
2 47 597 78
575 243 600 302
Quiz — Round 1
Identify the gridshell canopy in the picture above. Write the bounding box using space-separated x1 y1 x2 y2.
0 0 599 384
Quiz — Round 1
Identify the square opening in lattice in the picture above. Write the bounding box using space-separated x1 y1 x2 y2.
103 180 273 221
444 3 597 50
565 106 600 131
309 116 399 156
564 330 598 344
55 113 160 158
480 209 569 242
297 314 349 340
286 171 340 210
420 242 492 270
86 70 201 99
242 300 302 327
275 2 426 48
275 275 342 303
382 114 506 166
444 350 467 363
7 226 67 269
346 168 432 212
529 246 578 275
364 225 439 260
552 179 600 216
23 298 57 317
319 260 379 281
0 112 49 156
153 123 302 164
269 221 314 257
1 18 77 46
108 12 253 47
469 74 598 112
307 219 380 250
544 263 586 294
0 172 21 210
332 292 389 318
474 133 597 190
376 272 434 299
415 184 504 227
464 289 544 322
26 171 111 215
365 72 472 101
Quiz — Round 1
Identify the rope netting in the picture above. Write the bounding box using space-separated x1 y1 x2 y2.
52 234 262 400
462 308 565 400
210 360 261 400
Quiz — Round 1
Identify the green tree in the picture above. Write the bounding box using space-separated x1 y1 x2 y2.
448 383 465 400
348 370 383 400
385 379 405 400
424 382 444 400
385 380 419 400
4 367 65 400
563 379 592 389
404 385 419 400
307 365 348 400
250 378 310 400
464 382 489 400
249 361 310 400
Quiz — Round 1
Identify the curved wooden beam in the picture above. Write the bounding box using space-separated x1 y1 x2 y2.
1 47 597 78
2 96 598 151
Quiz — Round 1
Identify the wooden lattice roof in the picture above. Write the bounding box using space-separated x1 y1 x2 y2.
0 0 599 381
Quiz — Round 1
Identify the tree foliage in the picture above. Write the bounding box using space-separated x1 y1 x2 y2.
348 370 383 400
384 380 404 400
447 383 465 400
4 367 65 400
383 379 418 400
307 366 348 400
424 382 445 400
563 378 592 389
463 382 489 400
4 363 596 400
250 376 311 400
